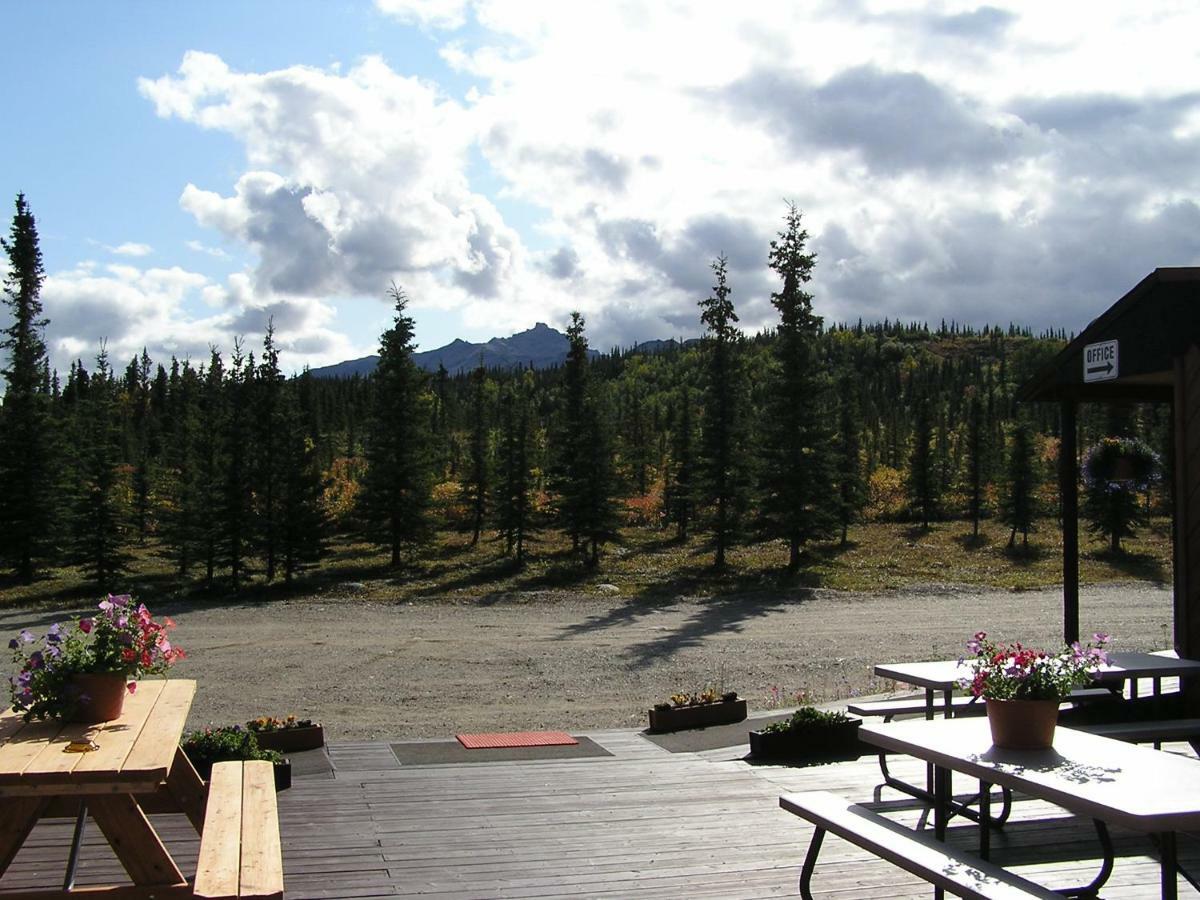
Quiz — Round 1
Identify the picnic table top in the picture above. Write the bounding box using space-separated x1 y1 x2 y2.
861 716 1200 833
0 679 196 795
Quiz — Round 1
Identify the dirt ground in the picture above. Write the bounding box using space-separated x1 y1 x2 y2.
0 581 1174 740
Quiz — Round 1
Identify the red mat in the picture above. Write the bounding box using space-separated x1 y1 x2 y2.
456 731 579 749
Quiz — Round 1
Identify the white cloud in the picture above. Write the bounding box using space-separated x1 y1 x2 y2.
111 242 153 257
126 3 1200 354
40 262 369 377
186 239 229 259
374 0 471 29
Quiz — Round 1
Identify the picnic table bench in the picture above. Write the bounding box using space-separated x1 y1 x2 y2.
195 760 283 900
780 790 1060 900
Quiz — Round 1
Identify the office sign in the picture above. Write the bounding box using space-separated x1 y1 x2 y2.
1083 340 1118 383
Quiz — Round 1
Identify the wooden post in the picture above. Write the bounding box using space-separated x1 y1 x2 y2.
1060 400 1079 645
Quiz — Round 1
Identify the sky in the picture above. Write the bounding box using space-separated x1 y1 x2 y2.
3 1 1200 376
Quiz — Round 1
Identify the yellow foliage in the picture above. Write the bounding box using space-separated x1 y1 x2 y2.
321 456 366 524
866 465 906 521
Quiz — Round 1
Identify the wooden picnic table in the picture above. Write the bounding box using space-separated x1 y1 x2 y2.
0 679 206 899
861 716 1200 899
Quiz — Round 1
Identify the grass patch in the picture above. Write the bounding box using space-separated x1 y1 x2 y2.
0 515 1173 611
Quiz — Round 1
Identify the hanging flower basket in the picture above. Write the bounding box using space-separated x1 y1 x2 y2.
1082 436 1159 488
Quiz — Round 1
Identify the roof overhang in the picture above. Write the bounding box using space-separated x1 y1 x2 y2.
1017 267 1200 403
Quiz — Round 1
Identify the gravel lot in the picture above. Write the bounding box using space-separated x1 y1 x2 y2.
0 581 1173 740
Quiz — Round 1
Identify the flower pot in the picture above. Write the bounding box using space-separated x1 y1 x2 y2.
66 673 128 723
253 724 324 753
647 699 747 733
1110 456 1137 482
986 698 1059 750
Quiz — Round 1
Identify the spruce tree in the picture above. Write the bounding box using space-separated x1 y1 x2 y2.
760 203 835 568
223 342 255 590
359 283 433 567
578 383 620 565
552 314 619 565
495 372 534 562
159 358 202 575
964 393 986 539
73 348 131 588
127 348 154 543
619 360 653 496
1003 417 1037 548
554 313 591 552
196 349 228 587
834 376 866 545
462 362 491 546
0 193 57 580
256 325 287 581
279 383 327 583
698 256 749 570
908 390 939 529
667 384 696 540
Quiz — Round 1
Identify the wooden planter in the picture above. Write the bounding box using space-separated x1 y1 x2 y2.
252 724 325 753
648 698 747 733
748 720 862 762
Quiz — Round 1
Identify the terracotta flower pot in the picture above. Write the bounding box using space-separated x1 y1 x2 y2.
66 673 128 723
986 697 1059 750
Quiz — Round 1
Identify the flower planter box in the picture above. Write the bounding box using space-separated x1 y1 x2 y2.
748 719 862 762
648 698 747 733
252 724 325 753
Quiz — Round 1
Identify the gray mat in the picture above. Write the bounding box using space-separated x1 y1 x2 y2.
286 745 335 778
640 712 793 753
390 735 613 765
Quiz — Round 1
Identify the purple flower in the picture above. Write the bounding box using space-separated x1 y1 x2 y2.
109 594 131 607
20 630 34 644
7 638 17 650
28 651 43 669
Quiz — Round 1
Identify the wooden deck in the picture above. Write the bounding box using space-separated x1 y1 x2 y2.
2 729 1199 898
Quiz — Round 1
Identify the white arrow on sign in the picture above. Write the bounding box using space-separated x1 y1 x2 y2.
1083 339 1118 383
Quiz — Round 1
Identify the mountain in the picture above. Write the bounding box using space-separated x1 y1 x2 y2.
309 324 695 379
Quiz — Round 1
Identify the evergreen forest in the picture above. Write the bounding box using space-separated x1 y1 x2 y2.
0 196 1173 596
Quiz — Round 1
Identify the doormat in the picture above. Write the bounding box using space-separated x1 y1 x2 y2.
457 730 578 749
391 736 611 765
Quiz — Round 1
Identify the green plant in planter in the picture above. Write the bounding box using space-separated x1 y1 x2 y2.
181 725 283 778
760 706 852 734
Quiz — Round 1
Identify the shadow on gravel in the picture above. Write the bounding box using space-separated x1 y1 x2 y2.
620 591 805 668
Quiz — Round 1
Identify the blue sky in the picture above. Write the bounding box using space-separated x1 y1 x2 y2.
3 2 1200 375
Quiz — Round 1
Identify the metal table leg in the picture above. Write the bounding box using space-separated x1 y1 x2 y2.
63 799 87 891
1159 831 1178 900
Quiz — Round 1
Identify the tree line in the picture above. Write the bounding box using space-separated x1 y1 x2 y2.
0 195 1170 591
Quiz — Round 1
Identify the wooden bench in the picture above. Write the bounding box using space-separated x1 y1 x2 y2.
195 760 284 900
847 688 1114 722
779 790 1060 900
